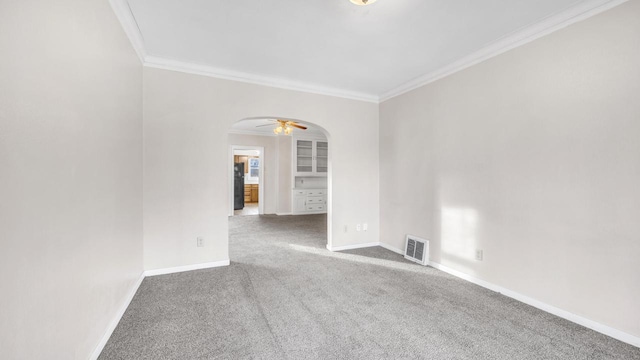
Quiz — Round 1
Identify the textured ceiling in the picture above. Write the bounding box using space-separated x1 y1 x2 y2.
128 0 597 99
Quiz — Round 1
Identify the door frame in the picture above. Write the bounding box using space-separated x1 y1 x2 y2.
229 145 265 216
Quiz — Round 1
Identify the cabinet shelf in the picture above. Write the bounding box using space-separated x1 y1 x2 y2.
294 139 328 176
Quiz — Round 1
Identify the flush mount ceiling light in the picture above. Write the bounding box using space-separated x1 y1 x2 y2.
350 0 377 5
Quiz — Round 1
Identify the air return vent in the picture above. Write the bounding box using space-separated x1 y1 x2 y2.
404 235 429 266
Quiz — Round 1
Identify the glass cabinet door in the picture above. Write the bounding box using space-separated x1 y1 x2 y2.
316 141 328 173
296 140 313 173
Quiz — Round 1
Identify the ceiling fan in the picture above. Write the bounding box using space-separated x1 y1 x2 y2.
256 119 307 135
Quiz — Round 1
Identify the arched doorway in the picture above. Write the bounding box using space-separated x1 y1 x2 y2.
227 117 332 253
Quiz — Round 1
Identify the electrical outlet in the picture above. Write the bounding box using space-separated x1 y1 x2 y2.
356 224 362 232
363 223 368 231
197 237 204 247
475 249 483 261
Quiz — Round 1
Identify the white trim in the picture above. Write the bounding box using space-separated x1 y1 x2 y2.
108 0 146 63
90 272 145 360
144 56 378 103
144 260 230 277
379 0 628 102
428 261 640 348
111 0 626 103
327 241 406 254
326 242 380 252
379 242 404 255
276 212 293 216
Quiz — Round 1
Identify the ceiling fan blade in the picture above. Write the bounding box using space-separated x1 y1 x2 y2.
290 123 307 130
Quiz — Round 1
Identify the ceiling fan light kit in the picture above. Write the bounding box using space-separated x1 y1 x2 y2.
350 0 377 5
264 119 307 136
273 125 293 135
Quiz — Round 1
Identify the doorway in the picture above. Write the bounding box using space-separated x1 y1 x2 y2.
229 146 264 216
227 117 332 250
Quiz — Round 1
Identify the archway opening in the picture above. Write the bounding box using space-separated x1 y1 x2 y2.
226 117 332 259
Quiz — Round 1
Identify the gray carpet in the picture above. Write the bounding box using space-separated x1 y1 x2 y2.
100 214 640 359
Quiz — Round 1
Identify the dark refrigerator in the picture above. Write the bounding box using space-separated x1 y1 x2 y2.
234 162 245 210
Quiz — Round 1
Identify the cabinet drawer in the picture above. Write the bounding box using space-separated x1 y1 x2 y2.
306 204 326 211
293 190 306 196
307 204 325 211
306 196 324 204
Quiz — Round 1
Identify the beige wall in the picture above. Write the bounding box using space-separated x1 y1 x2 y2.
0 0 143 359
277 136 293 214
380 1 640 338
143 67 379 270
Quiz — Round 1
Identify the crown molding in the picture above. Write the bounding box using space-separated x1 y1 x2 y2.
111 0 627 104
109 0 147 62
144 56 379 103
108 1 377 103
379 0 629 102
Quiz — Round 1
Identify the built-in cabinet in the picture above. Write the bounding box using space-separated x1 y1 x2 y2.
291 137 328 215
294 139 328 176
292 189 327 214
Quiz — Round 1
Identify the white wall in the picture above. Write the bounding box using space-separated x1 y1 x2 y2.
143 67 379 270
277 136 293 214
0 1 143 359
380 1 640 339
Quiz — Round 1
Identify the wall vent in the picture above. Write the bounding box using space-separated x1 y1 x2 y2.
404 235 429 266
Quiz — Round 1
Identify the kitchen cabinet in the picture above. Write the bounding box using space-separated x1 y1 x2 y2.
234 155 249 174
292 189 327 214
234 155 259 175
244 184 259 203
293 138 328 176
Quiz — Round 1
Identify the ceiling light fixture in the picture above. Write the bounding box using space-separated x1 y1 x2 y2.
350 0 377 5
264 120 307 136
273 123 294 135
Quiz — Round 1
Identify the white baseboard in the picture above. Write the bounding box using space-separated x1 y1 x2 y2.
144 260 231 277
327 241 406 255
326 242 380 252
90 271 145 360
428 262 640 348
378 242 405 255
90 259 231 358
276 212 292 216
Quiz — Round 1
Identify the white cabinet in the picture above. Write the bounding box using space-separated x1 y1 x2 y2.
293 193 307 213
294 138 328 176
292 189 327 214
